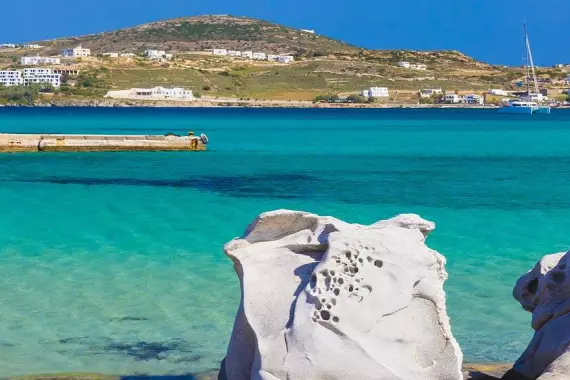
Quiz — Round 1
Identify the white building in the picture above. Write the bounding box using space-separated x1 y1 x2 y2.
61 45 91 57
0 43 16 48
165 53 173 60
102 52 119 58
21 56 60 65
241 51 253 59
462 94 484 104
23 44 42 49
361 87 389 98
278 55 294 63
134 86 194 99
489 89 508 96
23 68 61 88
267 54 279 62
409 64 427 70
442 93 460 103
0 70 23 86
120 53 135 58
253 52 267 60
213 49 227 56
419 88 443 98
398 61 411 68
227 50 241 57
301 29 315 34
144 50 166 59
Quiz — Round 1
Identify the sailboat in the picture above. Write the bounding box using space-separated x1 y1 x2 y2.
499 24 551 114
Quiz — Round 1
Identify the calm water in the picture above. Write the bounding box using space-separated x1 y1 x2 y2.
1 107 570 376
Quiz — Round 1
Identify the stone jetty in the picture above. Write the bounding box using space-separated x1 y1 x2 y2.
0 133 208 152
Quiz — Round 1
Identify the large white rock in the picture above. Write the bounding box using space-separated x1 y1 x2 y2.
512 251 570 380
219 210 463 380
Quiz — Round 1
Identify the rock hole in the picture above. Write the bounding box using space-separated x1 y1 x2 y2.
355 279 361 283
315 302 322 311
332 316 339 323
336 260 341 264
413 280 420 288
320 269 329 276
345 251 351 259
337 278 344 285
552 272 566 284
362 285 373 293
354 268 359 274
358 258 363 263
348 285 354 292
320 310 331 321
321 298 326 303
367 256 373 263
527 278 538 295
330 270 336 277
333 278 337 283
374 260 383 268
312 317 317 322
326 304 332 309
333 288 340 296
310 275 317 288
331 298 337 306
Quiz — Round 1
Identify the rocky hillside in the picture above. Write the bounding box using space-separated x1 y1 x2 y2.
37 15 361 56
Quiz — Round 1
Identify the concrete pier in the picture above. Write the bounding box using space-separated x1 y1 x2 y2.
0 133 208 152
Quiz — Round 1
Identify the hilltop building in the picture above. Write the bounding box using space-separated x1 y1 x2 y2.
253 52 266 60
21 56 60 65
0 70 23 86
0 43 17 48
267 54 279 62
228 50 241 57
278 55 294 63
241 51 253 59
61 45 91 58
301 29 315 34
23 44 42 49
213 49 228 56
361 87 389 98
144 50 168 60
398 61 427 70
103 52 119 58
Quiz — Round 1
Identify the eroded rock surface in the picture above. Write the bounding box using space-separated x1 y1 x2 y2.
219 210 462 380
512 251 570 380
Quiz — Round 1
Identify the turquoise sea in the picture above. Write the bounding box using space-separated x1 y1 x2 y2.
1 107 570 376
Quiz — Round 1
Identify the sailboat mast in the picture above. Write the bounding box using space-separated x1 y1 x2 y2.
525 24 540 96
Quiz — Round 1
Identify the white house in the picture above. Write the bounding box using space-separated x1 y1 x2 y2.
462 94 484 104
23 44 42 49
22 68 61 88
301 29 315 34
0 43 17 48
361 87 389 98
278 55 294 63
398 61 411 68
165 53 173 60
120 53 135 58
144 50 166 59
213 49 228 56
21 56 60 65
228 50 241 57
241 51 253 59
409 64 427 70
0 70 23 86
102 52 119 58
419 88 443 98
441 93 460 103
134 86 194 99
489 89 508 96
267 54 279 62
253 52 267 60
61 45 91 57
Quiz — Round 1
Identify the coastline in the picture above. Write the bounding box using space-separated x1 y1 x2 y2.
0 98 501 109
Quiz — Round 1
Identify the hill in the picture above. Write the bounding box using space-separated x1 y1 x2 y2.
37 15 361 56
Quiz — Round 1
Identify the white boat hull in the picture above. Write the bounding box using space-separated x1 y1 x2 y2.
498 105 551 115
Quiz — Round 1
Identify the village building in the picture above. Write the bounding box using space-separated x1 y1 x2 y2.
0 70 23 86
441 92 460 103
61 45 91 58
241 51 253 59
398 61 411 68
144 50 166 59
267 54 279 62
213 49 228 56
134 86 194 99
489 89 509 96
301 29 315 34
419 88 443 98
278 55 294 63
23 44 42 49
227 50 241 57
0 43 16 48
252 52 267 60
120 53 136 58
361 87 389 98
22 68 61 88
21 56 60 65
462 94 484 104
102 52 119 58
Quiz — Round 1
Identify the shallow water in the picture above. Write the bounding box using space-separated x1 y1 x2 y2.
1 107 569 376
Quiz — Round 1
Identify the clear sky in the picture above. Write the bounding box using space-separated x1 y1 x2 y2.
1 0 568 66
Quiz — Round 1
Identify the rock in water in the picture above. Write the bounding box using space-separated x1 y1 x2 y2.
512 251 570 380
220 210 463 380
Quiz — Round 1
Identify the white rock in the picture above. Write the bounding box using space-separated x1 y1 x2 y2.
220 210 463 380
512 251 570 380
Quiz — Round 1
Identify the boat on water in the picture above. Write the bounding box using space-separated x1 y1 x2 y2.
499 24 551 115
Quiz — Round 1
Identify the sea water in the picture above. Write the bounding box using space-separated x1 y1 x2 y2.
1 107 570 376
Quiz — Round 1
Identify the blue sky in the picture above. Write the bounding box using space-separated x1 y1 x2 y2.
1 0 568 65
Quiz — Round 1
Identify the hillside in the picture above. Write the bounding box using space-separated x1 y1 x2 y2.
36 15 361 56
